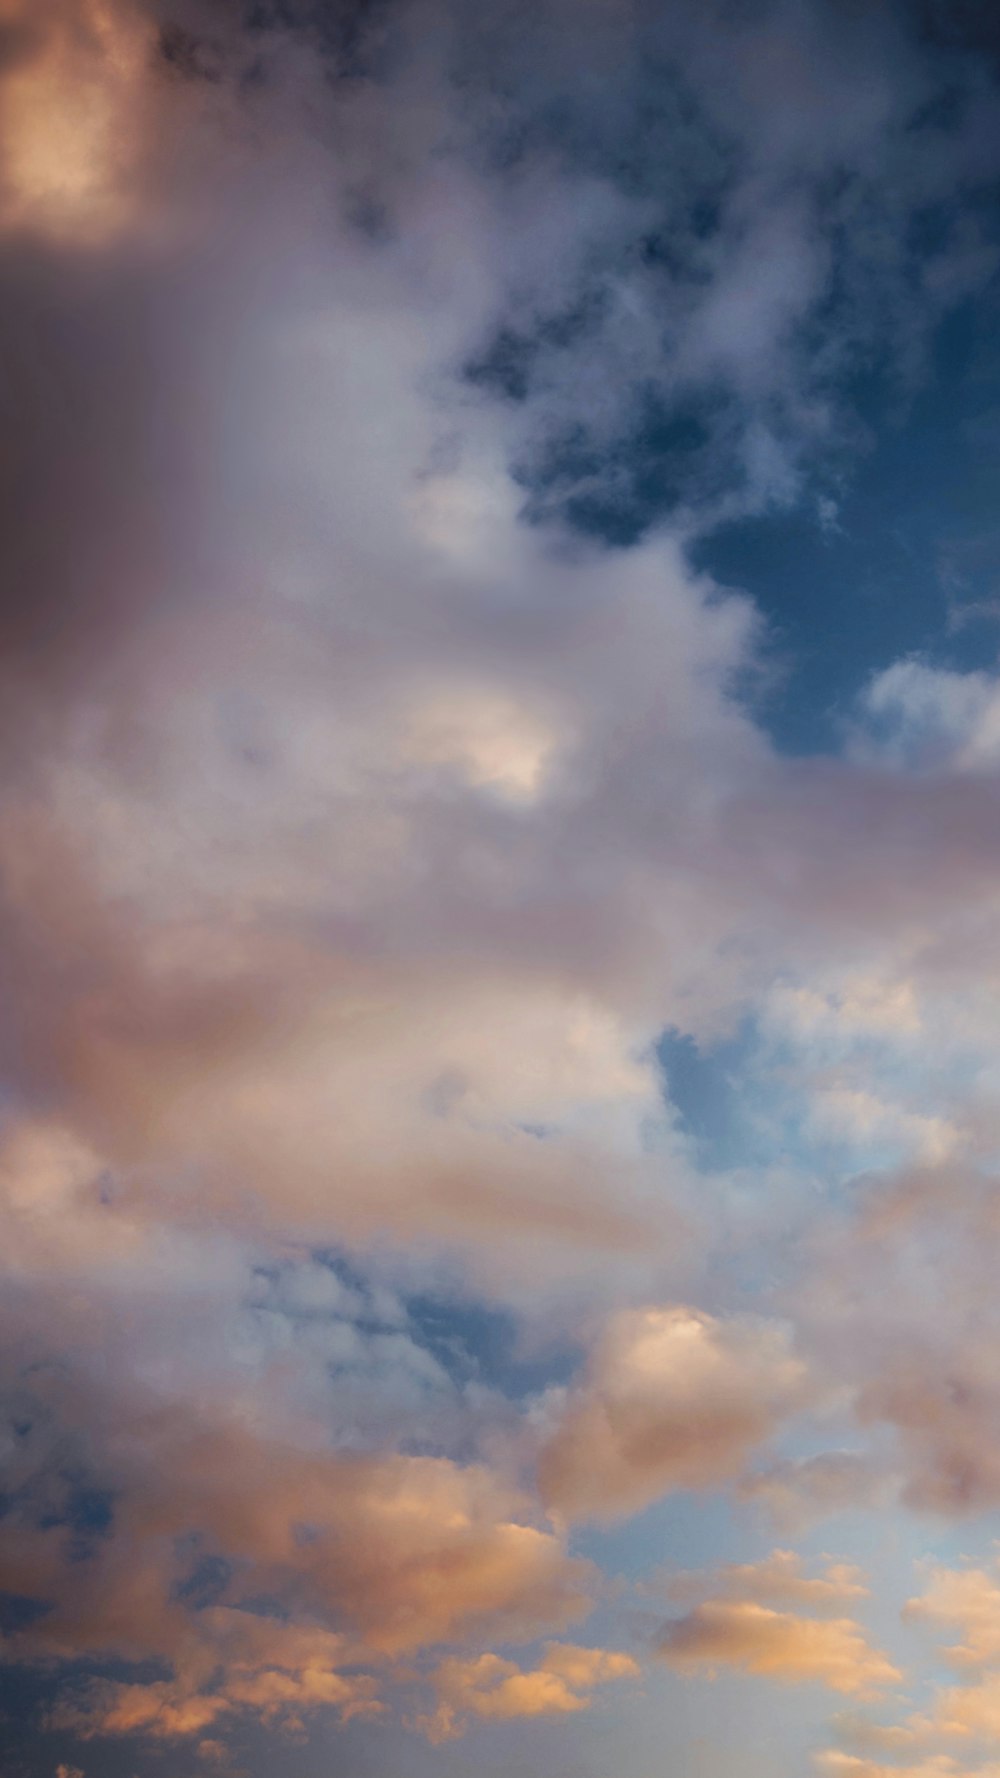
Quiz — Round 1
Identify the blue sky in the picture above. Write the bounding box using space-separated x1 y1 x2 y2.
697 306 1000 753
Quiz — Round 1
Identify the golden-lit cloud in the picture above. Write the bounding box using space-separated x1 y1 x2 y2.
1 1388 595 1741
657 1600 900 1696
418 1643 640 1742
662 1549 870 1611
889 1558 1000 1746
0 0 152 240
2 1 1000 1772
652 1549 896 1698
818 1755 1000 1778
905 1561 1000 1668
399 684 568 804
538 1307 807 1522
52 1620 382 1742
819 1554 1000 1768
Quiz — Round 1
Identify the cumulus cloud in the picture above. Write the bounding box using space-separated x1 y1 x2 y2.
889 1557 1000 1747
652 1549 896 1698
537 1306 807 1522
0 0 154 241
801 1169 1000 1517
657 1600 899 1697
818 1553 1000 1768
907 1560 1000 1669
0 1381 595 1738
418 1642 639 1742
855 664 1000 778
51 1620 383 1742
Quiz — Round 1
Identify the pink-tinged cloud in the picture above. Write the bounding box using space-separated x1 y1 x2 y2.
418 1643 640 1742
1 0 1000 1770
538 1306 807 1521
658 1600 900 1696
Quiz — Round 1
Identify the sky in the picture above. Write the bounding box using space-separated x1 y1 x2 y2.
2 3 1000 1776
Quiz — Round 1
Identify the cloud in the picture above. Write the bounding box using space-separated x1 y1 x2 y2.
657 1600 900 1697
906 1559 1000 1669
652 1550 896 1699
894 1558 1000 1746
537 1306 806 1522
51 1620 383 1742
418 1642 639 1742
108 1439 588 1653
823 1554 1000 1764
1 1380 595 1738
855 664 1000 778
0 0 153 241
1 0 1000 1767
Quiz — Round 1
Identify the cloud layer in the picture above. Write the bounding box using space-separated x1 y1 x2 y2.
2 2 1000 1774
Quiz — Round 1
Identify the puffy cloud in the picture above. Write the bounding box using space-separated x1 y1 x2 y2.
0 1376 595 1739
824 1555 1000 1764
893 1559 1000 1746
855 664 1000 778
0 0 153 241
652 1550 895 1700
906 1560 1000 1669
2 0 1000 1768
928 1680 1000 1744
418 1642 639 1742
52 1620 382 1742
657 1600 900 1696
827 1713 924 1757
538 1306 807 1522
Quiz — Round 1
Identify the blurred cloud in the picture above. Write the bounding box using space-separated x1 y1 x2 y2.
654 1549 897 1697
